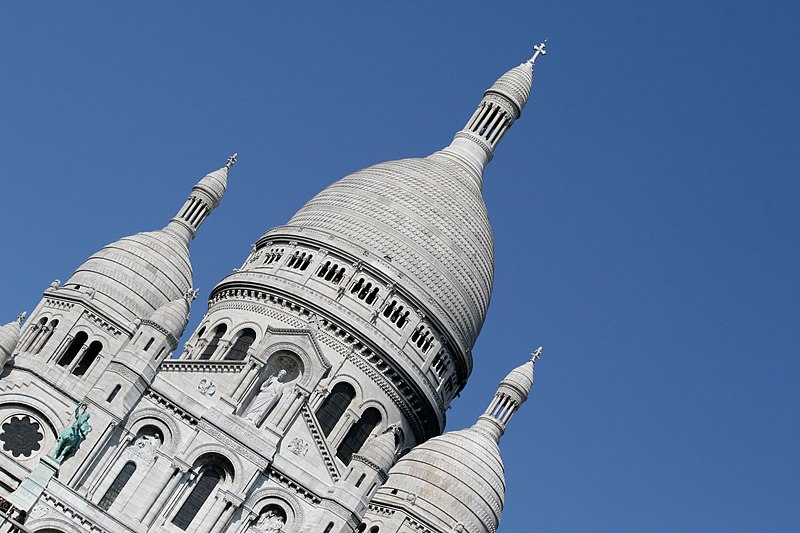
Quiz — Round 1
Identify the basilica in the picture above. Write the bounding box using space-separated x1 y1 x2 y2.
0 44 546 533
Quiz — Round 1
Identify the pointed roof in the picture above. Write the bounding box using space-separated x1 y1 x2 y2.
369 349 542 533
145 290 195 345
0 314 24 362
67 159 231 325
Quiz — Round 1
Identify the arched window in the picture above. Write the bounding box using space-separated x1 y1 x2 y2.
34 319 59 354
199 324 227 360
337 407 382 465
143 337 154 351
316 383 356 437
107 384 121 403
324 523 335 533
98 461 136 510
57 331 88 367
225 328 256 361
172 467 222 530
369 527 380 533
72 341 102 376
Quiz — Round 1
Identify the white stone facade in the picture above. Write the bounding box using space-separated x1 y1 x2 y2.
0 47 546 533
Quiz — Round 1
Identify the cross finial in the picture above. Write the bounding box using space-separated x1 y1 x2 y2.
225 153 238 169
531 346 543 362
529 39 548 64
185 288 200 302
16 312 26 325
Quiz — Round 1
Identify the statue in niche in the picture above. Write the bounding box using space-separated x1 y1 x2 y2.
49 401 92 464
244 370 288 425
249 508 286 533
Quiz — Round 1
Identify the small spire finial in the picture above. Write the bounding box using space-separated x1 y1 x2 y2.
529 39 548 64
185 288 200 302
16 312 26 325
225 153 238 169
531 346 543 362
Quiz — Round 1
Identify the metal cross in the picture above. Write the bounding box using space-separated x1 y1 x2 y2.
530 39 548 64
225 153 238 169
531 346 543 362
16 311 26 324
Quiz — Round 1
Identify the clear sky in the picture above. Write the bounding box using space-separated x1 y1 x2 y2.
1 2 799 531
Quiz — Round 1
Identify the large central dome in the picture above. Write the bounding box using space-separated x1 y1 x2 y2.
275 153 494 349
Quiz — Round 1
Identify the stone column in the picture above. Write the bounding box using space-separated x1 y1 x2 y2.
208 491 242 533
330 409 357 446
66 344 90 373
134 455 173 521
48 333 72 363
29 326 52 354
273 385 309 432
17 324 38 352
73 423 124 494
232 359 259 400
145 461 191 527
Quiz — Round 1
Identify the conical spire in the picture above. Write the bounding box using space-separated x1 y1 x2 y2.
144 289 197 347
165 154 236 243
440 42 547 183
0 313 25 366
475 346 542 441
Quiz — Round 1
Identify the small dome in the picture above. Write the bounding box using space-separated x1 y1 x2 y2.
0 319 22 363
376 426 504 533
67 229 192 324
147 296 191 342
485 61 533 117
353 425 401 473
194 167 228 208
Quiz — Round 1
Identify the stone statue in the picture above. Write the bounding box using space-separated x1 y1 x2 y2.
243 370 288 425
49 401 92 464
250 509 285 533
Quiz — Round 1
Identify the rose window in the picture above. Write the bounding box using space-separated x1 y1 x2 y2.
0 415 44 458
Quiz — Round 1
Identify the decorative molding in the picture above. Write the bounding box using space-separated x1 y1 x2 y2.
299 405 340 481
144 390 198 426
196 417 269 470
159 360 247 373
266 467 321 505
139 318 178 348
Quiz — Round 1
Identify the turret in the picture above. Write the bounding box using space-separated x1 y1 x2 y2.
0 313 25 369
93 291 195 417
439 41 546 185
360 348 542 533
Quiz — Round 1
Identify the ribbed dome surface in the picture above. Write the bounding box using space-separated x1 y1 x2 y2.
486 62 533 115
148 297 191 341
0 319 21 362
67 229 192 323
378 427 504 533
273 154 493 349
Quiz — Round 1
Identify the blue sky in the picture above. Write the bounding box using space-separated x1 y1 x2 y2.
1 2 799 531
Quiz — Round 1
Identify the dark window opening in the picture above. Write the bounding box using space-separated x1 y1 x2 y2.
199 324 227 360
172 468 221 530
58 331 88 367
316 382 356 437
225 328 256 361
98 461 136 511
72 340 102 376
337 407 382 465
